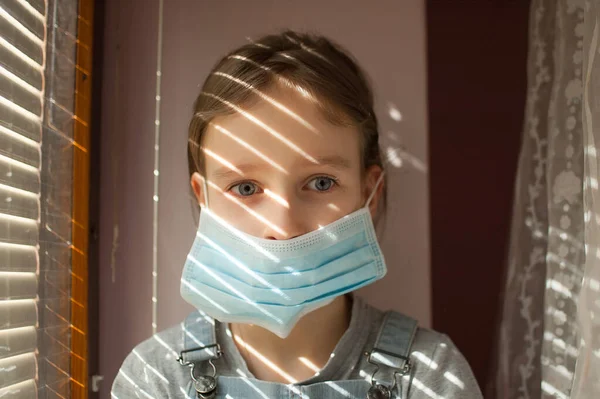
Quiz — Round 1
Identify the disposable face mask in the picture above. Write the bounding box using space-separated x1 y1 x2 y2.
180 173 387 338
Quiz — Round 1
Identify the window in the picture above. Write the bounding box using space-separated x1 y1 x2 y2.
0 0 92 397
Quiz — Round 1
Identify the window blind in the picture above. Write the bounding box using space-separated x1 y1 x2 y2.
0 0 46 397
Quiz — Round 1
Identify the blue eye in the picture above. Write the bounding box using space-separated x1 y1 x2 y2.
307 176 336 192
230 182 258 196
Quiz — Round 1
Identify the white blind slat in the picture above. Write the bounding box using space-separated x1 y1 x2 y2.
0 68 42 116
0 127 41 170
0 0 46 393
0 0 44 40
0 8 43 66
0 273 36 300
0 156 40 194
0 214 38 245
0 100 41 143
0 327 36 360
0 44 43 93
0 299 37 330
0 378 36 398
24 0 44 16
0 244 37 273
0 184 39 220
0 353 36 390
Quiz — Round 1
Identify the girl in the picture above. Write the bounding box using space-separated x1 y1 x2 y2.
112 30 482 398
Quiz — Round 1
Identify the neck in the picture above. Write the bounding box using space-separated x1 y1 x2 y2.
229 294 352 383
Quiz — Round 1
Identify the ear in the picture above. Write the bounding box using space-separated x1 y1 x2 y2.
364 165 384 218
190 172 207 207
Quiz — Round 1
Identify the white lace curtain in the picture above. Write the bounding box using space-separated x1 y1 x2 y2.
490 0 600 398
573 0 600 396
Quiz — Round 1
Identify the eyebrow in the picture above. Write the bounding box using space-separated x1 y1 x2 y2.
311 155 353 170
211 155 353 180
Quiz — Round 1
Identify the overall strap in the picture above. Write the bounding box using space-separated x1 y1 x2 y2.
178 311 221 365
370 310 418 371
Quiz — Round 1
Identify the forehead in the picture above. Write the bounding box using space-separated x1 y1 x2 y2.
202 86 362 173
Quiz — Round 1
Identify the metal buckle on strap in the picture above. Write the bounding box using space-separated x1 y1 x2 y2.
177 343 222 366
364 311 417 398
367 348 412 376
178 344 222 399
365 350 412 398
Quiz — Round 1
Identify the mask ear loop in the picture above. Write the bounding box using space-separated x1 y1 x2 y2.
201 175 210 209
365 171 385 209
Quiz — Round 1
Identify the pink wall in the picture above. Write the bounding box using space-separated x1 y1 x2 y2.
98 0 158 395
99 1 429 396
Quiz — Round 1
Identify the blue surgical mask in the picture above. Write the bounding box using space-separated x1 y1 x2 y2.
180 173 387 338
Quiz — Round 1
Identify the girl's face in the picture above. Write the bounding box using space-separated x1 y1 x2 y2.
191 85 383 239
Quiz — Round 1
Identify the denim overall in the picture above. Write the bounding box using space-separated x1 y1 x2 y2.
177 310 418 399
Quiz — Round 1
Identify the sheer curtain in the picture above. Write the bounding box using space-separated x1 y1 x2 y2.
490 0 599 397
573 0 600 396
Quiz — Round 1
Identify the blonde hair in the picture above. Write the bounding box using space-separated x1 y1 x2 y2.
187 30 387 219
